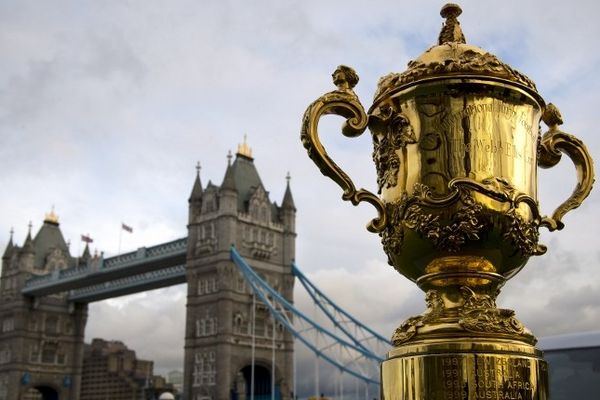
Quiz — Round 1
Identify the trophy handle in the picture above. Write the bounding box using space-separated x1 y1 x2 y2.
300 65 387 233
538 104 595 231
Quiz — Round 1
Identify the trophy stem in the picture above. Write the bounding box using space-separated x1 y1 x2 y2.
383 256 548 400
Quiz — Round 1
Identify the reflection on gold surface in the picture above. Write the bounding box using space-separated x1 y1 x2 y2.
300 3 594 399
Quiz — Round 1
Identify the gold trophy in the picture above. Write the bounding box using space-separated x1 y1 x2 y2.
301 4 594 400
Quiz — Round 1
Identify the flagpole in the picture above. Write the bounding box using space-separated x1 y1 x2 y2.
118 224 123 254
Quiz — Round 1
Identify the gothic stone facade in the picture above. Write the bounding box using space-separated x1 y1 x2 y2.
0 146 296 400
0 216 88 400
184 150 296 400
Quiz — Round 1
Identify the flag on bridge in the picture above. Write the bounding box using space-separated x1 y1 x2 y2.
121 223 133 233
81 234 93 243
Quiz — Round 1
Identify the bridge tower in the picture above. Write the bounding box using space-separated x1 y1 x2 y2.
184 141 296 400
0 212 88 400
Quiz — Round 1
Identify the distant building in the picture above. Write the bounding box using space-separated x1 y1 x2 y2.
167 370 183 394
80 338 172 400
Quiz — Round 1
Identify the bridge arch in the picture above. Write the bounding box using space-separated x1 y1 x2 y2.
24 383 60 400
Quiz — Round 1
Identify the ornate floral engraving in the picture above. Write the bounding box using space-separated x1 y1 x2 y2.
504 208 544 256
404 188 483 252
381 198 407 263
392 286 528 345
382 178 546 259
458 287 524 335
392 290 443 345
375 48 537 101
476 177 546 256
370 106 417 193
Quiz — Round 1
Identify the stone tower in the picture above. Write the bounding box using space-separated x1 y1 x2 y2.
0 211 88 400
184 141 296 400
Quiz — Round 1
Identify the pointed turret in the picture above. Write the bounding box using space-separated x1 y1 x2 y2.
2 229 14 260
21 223 34 255
281 172 296 211
280 173 296 266
221 151 237 193
219 151 239 217
32 209 71 268
188 162 204 224
189 162 204 202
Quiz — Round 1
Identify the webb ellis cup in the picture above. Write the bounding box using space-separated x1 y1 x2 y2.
301 4 594 400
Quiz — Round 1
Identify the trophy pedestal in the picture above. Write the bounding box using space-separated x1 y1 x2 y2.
382 260 549 400
382 340 549 400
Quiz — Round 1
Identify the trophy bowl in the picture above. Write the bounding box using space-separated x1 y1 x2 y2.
301 4 594 400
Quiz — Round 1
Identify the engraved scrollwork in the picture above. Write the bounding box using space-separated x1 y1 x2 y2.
474 177 546 256
381 197 407 263
374 49 537 102
402 183 485 253
382 178 547 258
504 208 544 256
458 287 525 335
370 106 417 194
392 290 443 345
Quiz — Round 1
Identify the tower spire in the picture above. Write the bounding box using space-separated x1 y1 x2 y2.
44 206 59 225
3 228 14 259
282 172 296 210
189 161 204 202
236 135 253 160
221 155 237 192
22 221 34 254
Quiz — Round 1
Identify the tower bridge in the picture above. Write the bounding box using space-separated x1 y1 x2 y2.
0 142 389 400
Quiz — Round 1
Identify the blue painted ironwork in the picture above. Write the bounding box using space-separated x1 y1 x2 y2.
230 246 383 386
20 235 389 390
292 263 391 356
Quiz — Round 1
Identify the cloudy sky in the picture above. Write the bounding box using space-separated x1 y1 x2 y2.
2 0 600 393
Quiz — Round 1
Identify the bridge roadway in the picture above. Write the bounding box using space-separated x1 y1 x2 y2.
21 237 188 302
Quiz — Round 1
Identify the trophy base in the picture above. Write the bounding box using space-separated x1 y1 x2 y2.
381 339 549 400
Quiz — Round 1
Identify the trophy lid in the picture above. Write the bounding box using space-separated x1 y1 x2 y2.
373 3 538 103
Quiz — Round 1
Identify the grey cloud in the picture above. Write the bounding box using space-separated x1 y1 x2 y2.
1 0 600 393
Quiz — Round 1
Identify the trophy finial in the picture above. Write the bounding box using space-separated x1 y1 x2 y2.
332 65 359 91
542 103 564 129
439 3 466 45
